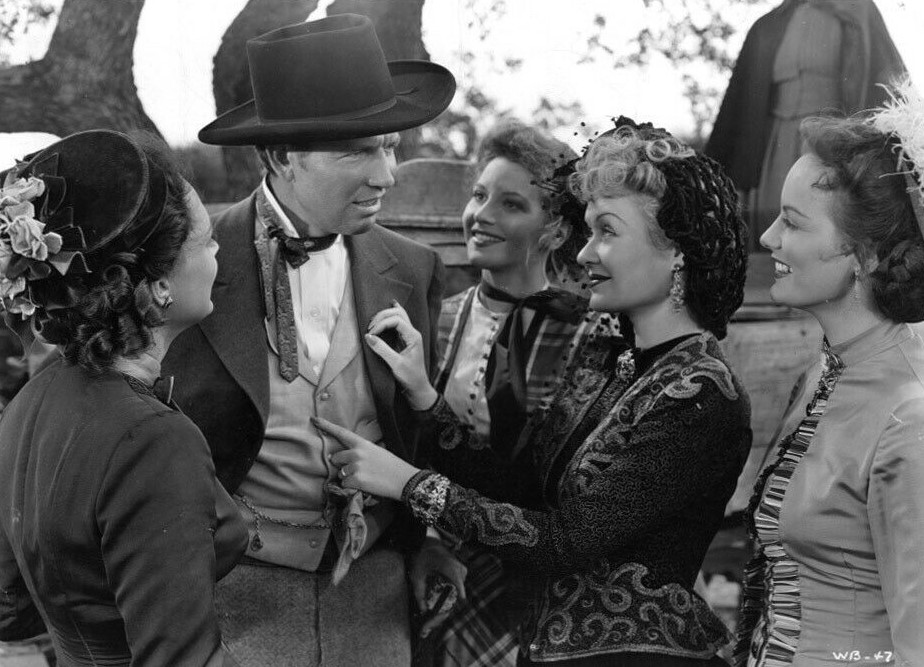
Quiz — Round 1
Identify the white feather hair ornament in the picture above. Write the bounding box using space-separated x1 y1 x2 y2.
869 76 924 234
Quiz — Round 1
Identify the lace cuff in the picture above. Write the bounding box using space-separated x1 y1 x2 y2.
402 470 450 526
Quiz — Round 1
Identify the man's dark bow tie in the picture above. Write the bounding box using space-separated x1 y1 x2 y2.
266 223 339 268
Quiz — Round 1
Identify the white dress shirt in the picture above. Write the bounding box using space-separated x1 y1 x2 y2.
261 179 348 376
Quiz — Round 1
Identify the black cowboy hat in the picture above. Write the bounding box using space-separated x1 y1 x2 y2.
198 14 456 146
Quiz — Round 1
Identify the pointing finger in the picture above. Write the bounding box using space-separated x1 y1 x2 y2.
311 417 366 448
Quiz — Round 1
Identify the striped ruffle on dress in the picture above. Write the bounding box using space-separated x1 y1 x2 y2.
735 343 845 666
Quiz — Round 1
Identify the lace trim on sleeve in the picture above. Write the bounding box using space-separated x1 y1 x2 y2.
402 470 450 527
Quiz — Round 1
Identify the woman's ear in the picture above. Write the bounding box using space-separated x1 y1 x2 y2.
861 253 879 278
541 216 571 252
150 277 172 309
551 219 572 251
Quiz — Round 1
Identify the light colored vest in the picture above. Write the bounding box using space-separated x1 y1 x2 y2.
235 277 393 571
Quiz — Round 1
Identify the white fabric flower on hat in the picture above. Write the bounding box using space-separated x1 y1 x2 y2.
0 176 45 209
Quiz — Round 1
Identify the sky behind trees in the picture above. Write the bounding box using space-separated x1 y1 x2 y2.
2 0 923 163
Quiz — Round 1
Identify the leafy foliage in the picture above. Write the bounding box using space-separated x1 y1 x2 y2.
582 0 775 143
416 0 587 160
0 0 58 65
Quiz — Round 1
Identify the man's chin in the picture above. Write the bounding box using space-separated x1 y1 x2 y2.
336 216 375 236
352 218 375 234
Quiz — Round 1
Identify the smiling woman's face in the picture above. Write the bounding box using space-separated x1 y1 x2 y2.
576 193 679 315
760 153 859 315
462 157 551 274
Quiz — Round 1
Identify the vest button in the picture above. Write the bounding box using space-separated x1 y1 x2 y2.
309 539 320 548
319 391 331 401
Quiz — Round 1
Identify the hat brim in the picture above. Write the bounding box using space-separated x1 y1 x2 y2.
199 60 455 146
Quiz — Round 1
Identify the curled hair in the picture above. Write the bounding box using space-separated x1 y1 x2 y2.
569 127 694 207
571 124 749 338
474 119 585 283
801 115 924 323
39 132 192 373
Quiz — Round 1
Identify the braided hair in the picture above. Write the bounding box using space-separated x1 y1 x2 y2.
570 118 749 338
801 115 924 323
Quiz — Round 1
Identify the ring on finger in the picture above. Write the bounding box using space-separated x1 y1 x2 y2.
339 466 348 479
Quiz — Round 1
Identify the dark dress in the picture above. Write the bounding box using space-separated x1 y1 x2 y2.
418 327 752 665
0 359 248 666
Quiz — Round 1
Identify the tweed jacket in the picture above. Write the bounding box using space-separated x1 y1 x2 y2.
163 192 443 489
0 360 247 666
420 325 753 661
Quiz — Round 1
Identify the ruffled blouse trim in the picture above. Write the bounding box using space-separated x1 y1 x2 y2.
741 343 845 666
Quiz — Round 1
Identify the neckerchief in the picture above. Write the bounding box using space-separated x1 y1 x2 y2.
480 281 586 456
266 222 337 269
254 188 338 382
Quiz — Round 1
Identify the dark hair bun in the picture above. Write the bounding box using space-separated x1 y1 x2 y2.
871 238 924 323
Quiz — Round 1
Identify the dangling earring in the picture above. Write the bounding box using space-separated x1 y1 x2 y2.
669 265 685 312
156 294 174 311
852 267 863 300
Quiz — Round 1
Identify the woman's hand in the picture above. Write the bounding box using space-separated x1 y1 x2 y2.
365 301 439 411
314 416 420 500
410 535 468 638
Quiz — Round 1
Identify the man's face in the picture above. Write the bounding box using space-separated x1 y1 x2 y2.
286 133 400 236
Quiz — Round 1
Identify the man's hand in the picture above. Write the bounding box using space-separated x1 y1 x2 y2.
410 536 468 639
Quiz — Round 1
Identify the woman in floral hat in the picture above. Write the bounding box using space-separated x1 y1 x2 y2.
0 130 247 666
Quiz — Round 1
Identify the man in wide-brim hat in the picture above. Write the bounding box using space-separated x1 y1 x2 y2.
164 13 456 665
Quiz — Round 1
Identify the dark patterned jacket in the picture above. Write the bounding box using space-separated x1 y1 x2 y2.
420 326 752 662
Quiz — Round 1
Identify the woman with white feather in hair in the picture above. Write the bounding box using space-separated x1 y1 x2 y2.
735 79 924 667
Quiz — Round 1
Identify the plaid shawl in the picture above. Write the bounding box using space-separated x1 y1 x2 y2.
427 286 601 667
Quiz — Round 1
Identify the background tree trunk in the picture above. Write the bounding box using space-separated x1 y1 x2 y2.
211 0 318 200
327 0 429 159
0 0 159 137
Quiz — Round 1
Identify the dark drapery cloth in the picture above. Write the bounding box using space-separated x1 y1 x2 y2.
705 0 905 191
